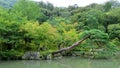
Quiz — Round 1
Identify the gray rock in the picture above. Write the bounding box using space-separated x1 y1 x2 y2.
22 51 40 60
47 54 52 60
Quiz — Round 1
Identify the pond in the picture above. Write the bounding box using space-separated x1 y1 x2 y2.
0 57 120 68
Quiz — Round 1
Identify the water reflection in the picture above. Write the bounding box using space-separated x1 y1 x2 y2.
0 57 120 68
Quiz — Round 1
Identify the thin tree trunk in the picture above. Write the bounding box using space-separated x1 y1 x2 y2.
52 34 91 55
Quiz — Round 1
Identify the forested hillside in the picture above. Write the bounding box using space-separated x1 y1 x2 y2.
0 0 120 60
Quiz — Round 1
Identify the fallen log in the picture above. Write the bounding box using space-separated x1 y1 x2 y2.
52 34 91 56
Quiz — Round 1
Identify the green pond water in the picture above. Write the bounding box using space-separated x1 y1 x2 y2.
0 57 120 68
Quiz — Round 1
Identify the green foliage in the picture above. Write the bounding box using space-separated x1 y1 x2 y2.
0 0 120 60
78 29 117 58
0 6 28 59
104 1 112 12
105 8 120 24
81 29 109 40
62 28 79 47
0 49 23 60
108 24 120 40
21 22 60 51
13 0 41 20
80 29 109 50
72 9 104 30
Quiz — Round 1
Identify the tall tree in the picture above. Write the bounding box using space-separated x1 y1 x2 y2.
13 0 41 21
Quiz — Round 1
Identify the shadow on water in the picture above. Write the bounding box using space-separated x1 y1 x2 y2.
0 57 120 68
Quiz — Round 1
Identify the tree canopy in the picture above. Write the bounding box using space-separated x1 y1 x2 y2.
0 0 120 60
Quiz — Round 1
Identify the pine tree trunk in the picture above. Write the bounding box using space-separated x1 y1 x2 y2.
52 34 91 56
